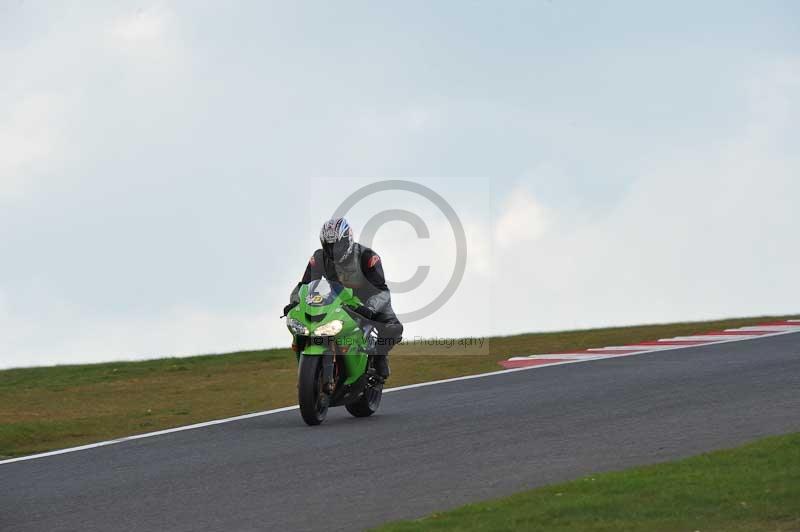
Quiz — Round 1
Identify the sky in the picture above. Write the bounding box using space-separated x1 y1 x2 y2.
1 1 799 369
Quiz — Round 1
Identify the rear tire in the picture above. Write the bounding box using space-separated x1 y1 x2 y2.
298 355 328 426
345 380 383 418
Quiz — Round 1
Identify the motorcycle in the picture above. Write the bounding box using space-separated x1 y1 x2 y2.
284 277 384 425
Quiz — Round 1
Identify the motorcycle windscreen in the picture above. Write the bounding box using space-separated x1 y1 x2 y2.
304 277 343 307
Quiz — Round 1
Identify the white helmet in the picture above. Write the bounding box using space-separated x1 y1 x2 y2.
320 217 354 263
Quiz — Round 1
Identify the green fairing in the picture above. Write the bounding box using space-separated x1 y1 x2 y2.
287 281 368 385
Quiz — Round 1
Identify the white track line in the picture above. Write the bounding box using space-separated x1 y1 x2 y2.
658 337 723 342
731 326 800 331
588 345 677 351
670 335 765 341
2 327 799 468
0 406 299 466
509 354 607 361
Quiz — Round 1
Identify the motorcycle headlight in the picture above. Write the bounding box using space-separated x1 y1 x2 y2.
286 318 309 336
312 320 343 337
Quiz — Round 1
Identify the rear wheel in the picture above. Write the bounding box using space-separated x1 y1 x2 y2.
298 355 328 426
345 379 383 418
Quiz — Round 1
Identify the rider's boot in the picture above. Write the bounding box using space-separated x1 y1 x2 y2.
373 355 390 379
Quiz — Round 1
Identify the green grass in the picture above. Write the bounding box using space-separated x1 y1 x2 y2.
1 314 797 459
374 432 800 532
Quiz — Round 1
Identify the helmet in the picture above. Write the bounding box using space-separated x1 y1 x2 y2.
320 217 354 263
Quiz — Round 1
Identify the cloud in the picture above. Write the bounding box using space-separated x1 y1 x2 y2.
105 4 183 74
494 187 551 248
109 6 170 49
492 57 800 333
0 4 184 204
0 92 66 200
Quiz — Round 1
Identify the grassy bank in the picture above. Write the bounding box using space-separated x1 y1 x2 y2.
374 432 800 532
1 314 797 459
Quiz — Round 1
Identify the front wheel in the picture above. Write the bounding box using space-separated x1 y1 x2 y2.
345 379 383 418
298 355 328 426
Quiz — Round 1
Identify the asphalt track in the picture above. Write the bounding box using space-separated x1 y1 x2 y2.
2 332 799 532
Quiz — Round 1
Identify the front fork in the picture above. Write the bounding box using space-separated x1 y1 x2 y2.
321 351 335 395
296 336 336 395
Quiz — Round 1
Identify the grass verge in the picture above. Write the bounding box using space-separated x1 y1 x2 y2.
373 432 800 532
1 314 797 459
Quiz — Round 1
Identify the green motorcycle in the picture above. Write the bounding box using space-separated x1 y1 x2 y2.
284 277 384 425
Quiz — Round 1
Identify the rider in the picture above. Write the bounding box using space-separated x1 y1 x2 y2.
284 217 403 379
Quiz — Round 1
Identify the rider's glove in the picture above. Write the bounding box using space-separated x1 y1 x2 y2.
283 302 298 316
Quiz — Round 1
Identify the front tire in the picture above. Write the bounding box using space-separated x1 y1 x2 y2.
298 355 328 426
345 380 383 418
